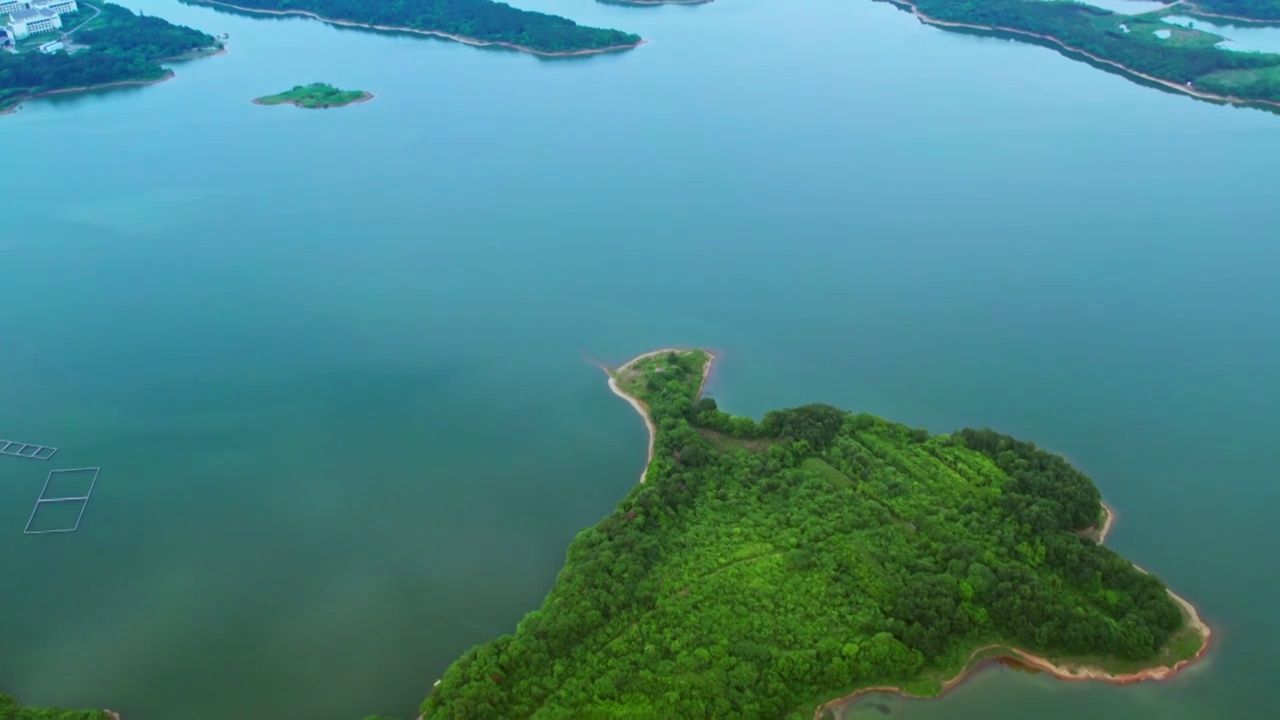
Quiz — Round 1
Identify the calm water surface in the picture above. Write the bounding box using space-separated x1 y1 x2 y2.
2 1 1278 719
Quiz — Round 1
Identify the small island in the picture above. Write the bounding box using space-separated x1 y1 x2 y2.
419 349 1210 719
253 83 372 109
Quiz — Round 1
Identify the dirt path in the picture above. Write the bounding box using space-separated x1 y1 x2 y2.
814 502 1211 717
193 1 644 57
597 348 716 485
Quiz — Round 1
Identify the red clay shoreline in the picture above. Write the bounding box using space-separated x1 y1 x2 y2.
192 0 645 57
812 502 1212 718
888 0 1280 111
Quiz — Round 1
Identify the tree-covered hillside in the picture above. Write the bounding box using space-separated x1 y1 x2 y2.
0 3 217 112
191 0 641 54
419 349 1202 719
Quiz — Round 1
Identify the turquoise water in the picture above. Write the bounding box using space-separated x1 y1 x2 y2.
2 1 1278 718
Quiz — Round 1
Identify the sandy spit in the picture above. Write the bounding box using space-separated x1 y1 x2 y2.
889 0 1280 111
596 348 716 485
193 1 644 57
813 502 1211 717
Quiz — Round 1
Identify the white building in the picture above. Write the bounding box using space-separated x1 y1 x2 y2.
32 0 79 14
1 0 77 16
6 8 62 39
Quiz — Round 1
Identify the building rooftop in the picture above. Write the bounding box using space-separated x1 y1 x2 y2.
9 7 54 20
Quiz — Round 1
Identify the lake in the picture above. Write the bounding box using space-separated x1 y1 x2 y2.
2 1 1278 718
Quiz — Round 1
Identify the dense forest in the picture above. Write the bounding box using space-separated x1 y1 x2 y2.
0 694 108 720
190 0 641 54
1186 0 1280 21
0 3 216 112
419 349 1200 719
893 0 1280 105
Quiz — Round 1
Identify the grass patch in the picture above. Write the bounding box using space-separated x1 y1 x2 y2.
802 456 855 490
697 428 776 454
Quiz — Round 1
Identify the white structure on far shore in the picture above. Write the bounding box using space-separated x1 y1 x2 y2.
2 0 78 41
6 8 62 39
1 0 78 15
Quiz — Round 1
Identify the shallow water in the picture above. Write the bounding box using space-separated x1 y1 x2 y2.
1163 14 1280 53
3 1 1279 719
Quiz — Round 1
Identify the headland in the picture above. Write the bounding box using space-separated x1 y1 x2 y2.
421 347 1211 719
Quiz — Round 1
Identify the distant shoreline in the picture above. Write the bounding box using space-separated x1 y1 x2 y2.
1 72 172 116
191 0 645 57
887 0 1280 111
1 41 225 116
812 502 1211 718
596 348 716 485
252 90 375 108
1182 3 1280 25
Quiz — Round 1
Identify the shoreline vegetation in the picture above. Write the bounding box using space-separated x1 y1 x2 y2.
1 74 172 116
0 693 116 719
883 0 1280 111
0 2 222 115
187 0 643 57
252 82 373 108
420 348 1212 719
814 500 1210 718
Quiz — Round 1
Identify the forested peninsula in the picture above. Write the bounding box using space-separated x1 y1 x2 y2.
0 693 112 720
419 349 1209 719
885 0 1280 110
0 3 220 114
187 0 642 56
